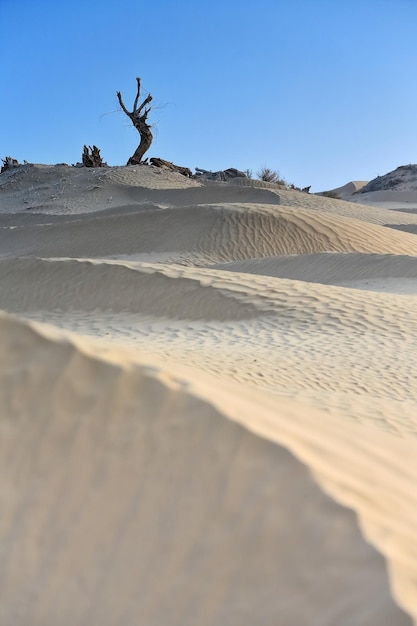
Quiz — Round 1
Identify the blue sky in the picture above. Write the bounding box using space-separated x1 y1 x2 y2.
1 0 416 191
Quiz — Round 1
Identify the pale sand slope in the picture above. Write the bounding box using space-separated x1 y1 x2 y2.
320 181 368 199
212 252 417 293
3 203 417 266
232 176 417 225
0 313 412 626
2 257 417 430
0 162 279 215
2 164 417 624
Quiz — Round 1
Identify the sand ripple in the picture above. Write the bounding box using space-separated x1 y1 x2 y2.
2 165 417 624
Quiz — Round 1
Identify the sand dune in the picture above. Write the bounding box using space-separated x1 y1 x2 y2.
322 166 417 211
0 313 412 626
320 180 368 199
212 252 417 291
2 255 417 425
0 257 263 321
2 163 417 624
0 162 279 215
2 202 417 266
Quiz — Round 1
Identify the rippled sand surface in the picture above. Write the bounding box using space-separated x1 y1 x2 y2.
1 164 417 625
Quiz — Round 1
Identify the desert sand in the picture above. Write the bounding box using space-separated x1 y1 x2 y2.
1 162 417 625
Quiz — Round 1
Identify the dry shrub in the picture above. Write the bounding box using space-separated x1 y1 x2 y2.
256 166 285 185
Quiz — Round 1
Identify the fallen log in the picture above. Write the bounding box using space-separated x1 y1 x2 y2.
150 157 192 177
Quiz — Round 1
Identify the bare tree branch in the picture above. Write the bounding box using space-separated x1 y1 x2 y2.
133 76 141 112
116 91 130 117
138 93 152 115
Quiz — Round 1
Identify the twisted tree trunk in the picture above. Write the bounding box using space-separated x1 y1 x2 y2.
116 77 153 165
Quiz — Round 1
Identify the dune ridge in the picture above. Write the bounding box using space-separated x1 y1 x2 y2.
0 311 414 625
3 203 417 266
2 164 417 624
212 252 417 290
2 256 417 426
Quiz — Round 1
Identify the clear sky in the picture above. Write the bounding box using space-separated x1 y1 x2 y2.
1 0 417 191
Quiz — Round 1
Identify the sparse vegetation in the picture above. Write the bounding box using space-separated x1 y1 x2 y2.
255 166 307 190
358 164 417 193
257 166 284 184
320 190 340 199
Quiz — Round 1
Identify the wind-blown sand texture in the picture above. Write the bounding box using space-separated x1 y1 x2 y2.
1 163 417 625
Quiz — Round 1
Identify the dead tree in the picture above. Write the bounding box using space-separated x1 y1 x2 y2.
82 145 105 168
150 157 192 178
1 156 19 173
116 77 153 165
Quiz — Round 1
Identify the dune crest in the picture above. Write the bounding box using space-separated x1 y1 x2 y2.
2 163 417 624
0 312 413 625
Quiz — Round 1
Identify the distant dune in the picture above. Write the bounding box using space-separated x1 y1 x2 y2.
1 162 417 625
359 164 417 193
322 164 417 211
318 180 368 199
